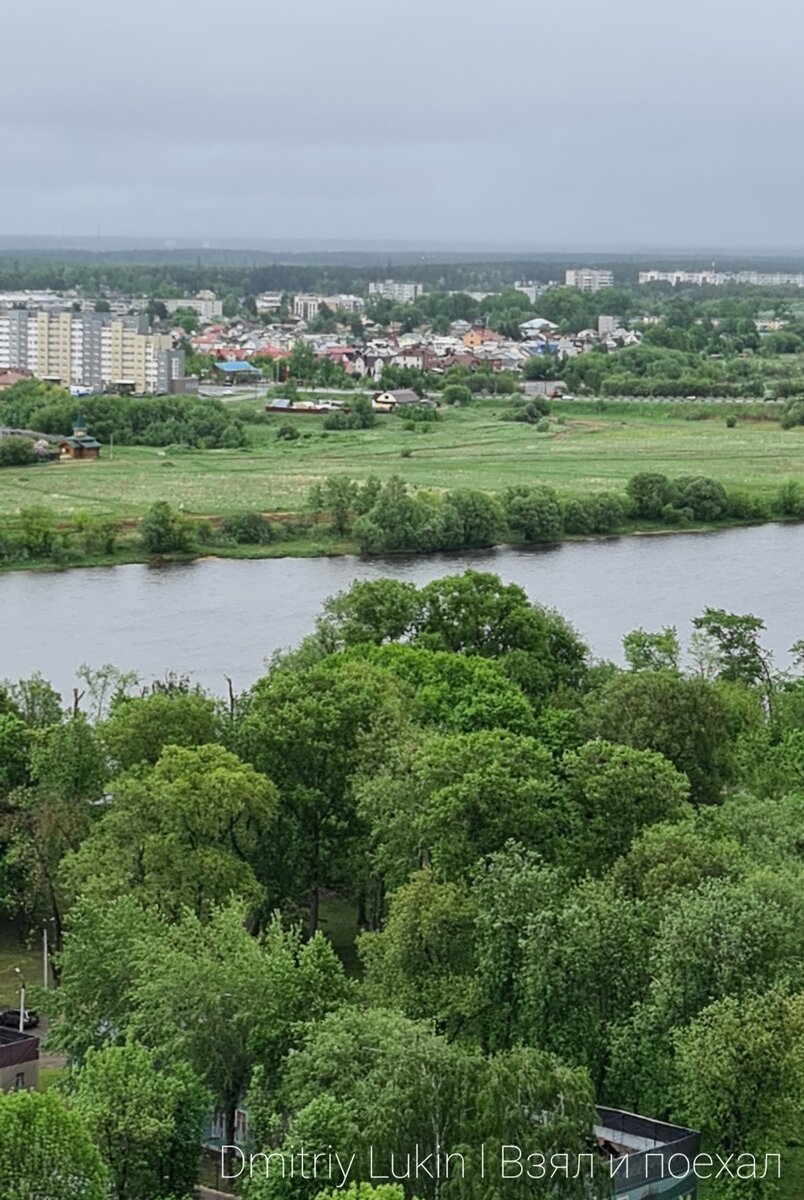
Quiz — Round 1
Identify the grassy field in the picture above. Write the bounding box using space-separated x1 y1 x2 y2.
0 399 803 521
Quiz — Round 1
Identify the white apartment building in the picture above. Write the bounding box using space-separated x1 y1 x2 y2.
256 292 284 312
165 290 223 320
293 294 322 321
513 281 544 304
0 309 184 394
565 268 614 292
323 294 364 313
638 268 804 288
368 280 423 304
638 270 721 286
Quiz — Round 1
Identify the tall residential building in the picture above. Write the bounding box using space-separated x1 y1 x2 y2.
564 268 614 292
293 294 322 321
0 309 184 394
368 280 423 304
513 281 544 304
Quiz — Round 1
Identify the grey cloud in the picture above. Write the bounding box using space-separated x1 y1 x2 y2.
2 0 804 246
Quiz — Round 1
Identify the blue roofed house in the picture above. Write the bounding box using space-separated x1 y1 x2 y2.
213 360 263 385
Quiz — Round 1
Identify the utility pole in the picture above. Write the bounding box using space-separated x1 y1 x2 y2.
14 968 25 1033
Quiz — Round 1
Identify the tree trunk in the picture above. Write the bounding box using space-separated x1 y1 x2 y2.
308 885 320 938
224 1099 239 1175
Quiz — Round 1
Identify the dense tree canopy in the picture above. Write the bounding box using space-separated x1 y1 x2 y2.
2 569 803 1197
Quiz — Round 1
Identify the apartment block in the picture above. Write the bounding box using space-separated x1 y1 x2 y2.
564 268 614 292
165 290 223 320
0 309 184 394
368 280 423 304
323 294 364 313
293 294 322 321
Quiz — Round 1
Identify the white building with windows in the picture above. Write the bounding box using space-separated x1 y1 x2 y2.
293 294 322 321
565 268 614 292
368 280 423 304
165 290 223 320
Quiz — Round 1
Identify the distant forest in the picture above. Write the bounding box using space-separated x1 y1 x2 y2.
6 248 804 297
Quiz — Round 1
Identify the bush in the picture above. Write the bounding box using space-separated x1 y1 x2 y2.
536 418 550 433
221 511 279 545
562 498 595 535
505 399 549 424
726 491 770 521
325 396 377 431
398 404 439 423
139 501 193 554
626 473 677 519
502 485 563 542
442 383 472 407
276 423 300 441
439 489 505 549
773 480 804 518
73 512 118 555
780 400 804 429
18 507 57 558
323 411 351 431
675 476 729 522
563 493 626 535
726 416 737 428
591 493 627 533
0 436 36 467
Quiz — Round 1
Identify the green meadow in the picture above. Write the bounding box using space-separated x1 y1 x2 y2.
0 399 801 521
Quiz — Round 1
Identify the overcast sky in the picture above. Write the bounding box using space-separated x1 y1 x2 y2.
2 0 801 249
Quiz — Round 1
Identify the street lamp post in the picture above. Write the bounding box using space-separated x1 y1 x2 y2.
13 968 25 1034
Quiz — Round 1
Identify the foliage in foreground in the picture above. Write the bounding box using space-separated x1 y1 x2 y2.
1 572 804 1197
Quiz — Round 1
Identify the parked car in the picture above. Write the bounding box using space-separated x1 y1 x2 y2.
0 1008 39 1030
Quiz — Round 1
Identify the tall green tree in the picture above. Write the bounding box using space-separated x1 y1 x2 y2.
673 989 804 1192
69 1042 208 1200
359 869 477 1033
561 739 691 874
238 657 408 929
102 690 219 769
0 1090 108 1200
586 669 733 805
61 744 277 919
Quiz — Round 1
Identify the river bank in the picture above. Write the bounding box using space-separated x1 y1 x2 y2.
0 513 790 577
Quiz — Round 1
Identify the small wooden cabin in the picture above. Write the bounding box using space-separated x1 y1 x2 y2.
60 418 101 460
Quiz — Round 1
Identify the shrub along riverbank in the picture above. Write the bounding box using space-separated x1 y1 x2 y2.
1 470 804 572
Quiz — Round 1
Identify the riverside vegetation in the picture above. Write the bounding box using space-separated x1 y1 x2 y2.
1 465 803 570
1 572 804 1198
2 382 804 568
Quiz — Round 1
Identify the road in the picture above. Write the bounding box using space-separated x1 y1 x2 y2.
199 384 370 401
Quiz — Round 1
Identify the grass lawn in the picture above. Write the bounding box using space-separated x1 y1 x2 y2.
0 400 802 522
318 896 362 977
0 920 42 1008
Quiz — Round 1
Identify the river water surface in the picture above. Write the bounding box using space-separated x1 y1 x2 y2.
2 523 801 697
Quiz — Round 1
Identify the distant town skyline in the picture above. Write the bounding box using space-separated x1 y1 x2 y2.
3 0 804 249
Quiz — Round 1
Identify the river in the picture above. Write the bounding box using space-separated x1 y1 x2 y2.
2 523 801 698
